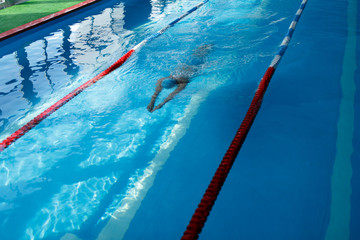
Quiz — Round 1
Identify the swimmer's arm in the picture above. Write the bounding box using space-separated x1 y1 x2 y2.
147 76 169 112
152 83 187 112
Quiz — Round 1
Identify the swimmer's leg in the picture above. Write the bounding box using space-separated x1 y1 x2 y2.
152 82 187 112
147 76 171 112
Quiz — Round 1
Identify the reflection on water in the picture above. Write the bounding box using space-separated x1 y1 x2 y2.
149 0 175 21
16 47 40 106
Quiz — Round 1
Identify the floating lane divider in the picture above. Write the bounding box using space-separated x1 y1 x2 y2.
181 0 308 239
0 0 209 152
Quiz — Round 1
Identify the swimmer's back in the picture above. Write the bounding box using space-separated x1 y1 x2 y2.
171 44 213 80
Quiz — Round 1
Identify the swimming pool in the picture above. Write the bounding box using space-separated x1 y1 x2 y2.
0 0 359 239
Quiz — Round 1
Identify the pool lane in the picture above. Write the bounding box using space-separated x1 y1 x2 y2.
325 0 357 239
350 1 360 235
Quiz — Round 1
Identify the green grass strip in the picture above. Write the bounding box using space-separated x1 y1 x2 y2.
0 0 83 33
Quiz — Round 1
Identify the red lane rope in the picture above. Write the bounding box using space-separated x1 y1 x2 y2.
0 49 134 152
181 66 275 240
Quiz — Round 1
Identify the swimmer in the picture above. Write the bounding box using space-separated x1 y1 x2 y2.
147 44 213 112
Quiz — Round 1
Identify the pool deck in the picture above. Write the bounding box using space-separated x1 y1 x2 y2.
0 0 102 41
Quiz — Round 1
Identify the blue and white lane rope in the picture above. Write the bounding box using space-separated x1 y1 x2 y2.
0 0 209 152
270 0 308 68
182 0 308 239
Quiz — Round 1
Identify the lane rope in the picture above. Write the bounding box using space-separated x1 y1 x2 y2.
0 0 209 152
181 1 308 239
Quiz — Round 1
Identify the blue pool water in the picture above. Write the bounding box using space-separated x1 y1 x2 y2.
0 0 359 239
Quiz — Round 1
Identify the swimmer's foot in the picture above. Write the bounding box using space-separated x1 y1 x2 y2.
152 104 163 112
147 103 154 112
